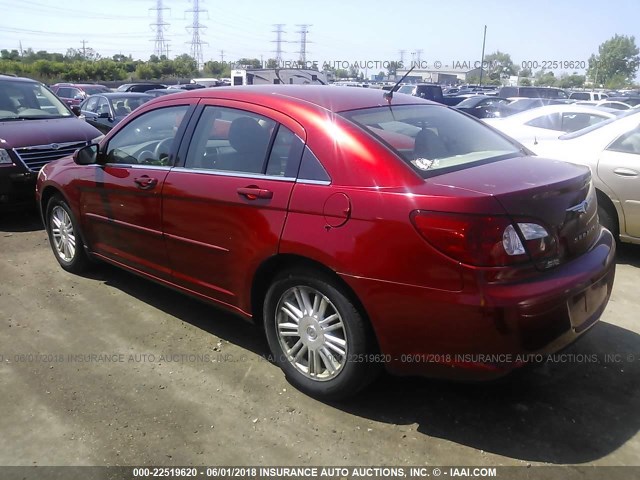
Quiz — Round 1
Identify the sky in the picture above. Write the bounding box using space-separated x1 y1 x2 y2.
1 0 639 76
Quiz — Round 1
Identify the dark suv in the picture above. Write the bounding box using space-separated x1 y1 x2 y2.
50 83 110 106
0 75 102 208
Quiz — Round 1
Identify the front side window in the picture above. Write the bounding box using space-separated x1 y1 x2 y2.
105 105 189 166
83 97 99 113
340 104 521 178
96 97 111 116
184 106 277 174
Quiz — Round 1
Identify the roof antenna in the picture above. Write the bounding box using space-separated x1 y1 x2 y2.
384 66 415 102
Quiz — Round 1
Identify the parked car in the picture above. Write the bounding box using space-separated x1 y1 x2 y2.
569 91 608 101
398 84 468 106
607 96 640 108
0 75 101 209
484 104 621 149
454 95 510 118
573 100 632 111
145 89 181 98
50 83 110 106
498 86 569 99
116 83 166 93
78 92 153 133
36 86 615 399
530 109 640 244
497 97 577 117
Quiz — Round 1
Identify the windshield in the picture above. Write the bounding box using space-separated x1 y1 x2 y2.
0 79 72 120
397 85 415 95
560 108 640 139
340 104 522 177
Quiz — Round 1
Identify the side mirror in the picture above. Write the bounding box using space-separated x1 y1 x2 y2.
98 112 111 119
74 144 100 165
70 105 81 116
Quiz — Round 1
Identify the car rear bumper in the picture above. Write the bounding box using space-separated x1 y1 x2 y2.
341 227 616 379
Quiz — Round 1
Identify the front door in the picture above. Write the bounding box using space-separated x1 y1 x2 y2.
79 104 191 278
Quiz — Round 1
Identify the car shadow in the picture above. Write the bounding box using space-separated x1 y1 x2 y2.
334 320 640 464
79 263 639 465
80 264 270 359
0 208 43 233
615 242 640 268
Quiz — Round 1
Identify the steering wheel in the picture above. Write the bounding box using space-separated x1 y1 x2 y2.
136 150 155 164
153 138 174 164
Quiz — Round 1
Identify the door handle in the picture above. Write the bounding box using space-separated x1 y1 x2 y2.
134 175 158 190
237 186 273 200
613 168 638 177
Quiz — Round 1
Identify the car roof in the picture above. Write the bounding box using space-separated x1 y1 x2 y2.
154 85 430 112
97 92 153 98
507 104 620 118
0 74 38 83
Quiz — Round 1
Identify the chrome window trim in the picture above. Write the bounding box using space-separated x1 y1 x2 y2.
170 166 296 182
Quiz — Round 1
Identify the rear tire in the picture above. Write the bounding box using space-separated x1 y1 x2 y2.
45 195 90 273
263 268 379 400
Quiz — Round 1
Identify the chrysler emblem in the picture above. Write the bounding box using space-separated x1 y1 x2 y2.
567 200 589 215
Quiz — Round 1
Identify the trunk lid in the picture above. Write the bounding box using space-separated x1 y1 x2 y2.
427 156 599 265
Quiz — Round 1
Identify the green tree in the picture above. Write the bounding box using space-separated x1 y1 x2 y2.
386 61 401 76
587 34 640 87
236 58 261 69
558 73 585 89
534 70 557 87
483 51 519 81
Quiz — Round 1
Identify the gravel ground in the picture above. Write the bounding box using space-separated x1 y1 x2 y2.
1 210 639 468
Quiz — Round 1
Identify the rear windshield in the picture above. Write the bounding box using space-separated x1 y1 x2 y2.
84 86 110 95
340 104 521 177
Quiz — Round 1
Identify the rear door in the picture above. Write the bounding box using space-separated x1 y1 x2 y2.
162 101 305 312
79 103 192 278
597 125 640 238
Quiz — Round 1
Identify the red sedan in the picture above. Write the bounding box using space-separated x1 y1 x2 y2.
36 86 616 400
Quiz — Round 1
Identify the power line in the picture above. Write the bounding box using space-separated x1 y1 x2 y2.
271 24 285 65
150 0 170 58
185 0 208 71
296 24 311 64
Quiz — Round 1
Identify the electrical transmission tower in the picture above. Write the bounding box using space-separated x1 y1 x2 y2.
296 24 312 64
271 24 286 66
185 0 208 71
150 0 170 58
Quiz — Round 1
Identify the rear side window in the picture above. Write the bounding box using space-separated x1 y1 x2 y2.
526 113 561 130
184 106 276 174
607 126 640 154
265 126 304 177
341 104 521 178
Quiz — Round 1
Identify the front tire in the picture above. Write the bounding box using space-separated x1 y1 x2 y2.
263 269 379 400
46 195 90 273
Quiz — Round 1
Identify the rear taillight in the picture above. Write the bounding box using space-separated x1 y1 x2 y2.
410 211 555 267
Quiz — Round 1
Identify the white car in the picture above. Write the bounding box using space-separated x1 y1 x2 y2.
484 104 621 149
531 109 640 244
